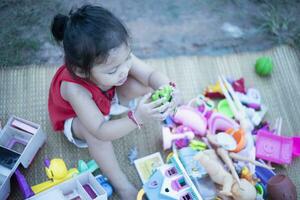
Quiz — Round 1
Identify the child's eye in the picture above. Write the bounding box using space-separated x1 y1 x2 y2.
108 67 118 74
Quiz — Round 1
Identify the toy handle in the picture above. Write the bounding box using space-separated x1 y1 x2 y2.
136 189 145 200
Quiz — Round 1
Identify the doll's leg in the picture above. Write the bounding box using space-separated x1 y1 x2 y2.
72 118 137 200
219 174 233 196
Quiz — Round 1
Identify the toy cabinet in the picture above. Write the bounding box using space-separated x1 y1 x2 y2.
28 172 107 200
0 116 46 200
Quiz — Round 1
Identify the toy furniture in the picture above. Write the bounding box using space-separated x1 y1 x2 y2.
162 126 194 150
0 116 46 200
27 171 107 200
137 151 203 200
255 129 300 165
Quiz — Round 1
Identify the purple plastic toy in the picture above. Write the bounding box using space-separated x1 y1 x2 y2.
256 130 300 164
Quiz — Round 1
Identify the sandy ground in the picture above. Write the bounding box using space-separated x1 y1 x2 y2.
0 0 278 66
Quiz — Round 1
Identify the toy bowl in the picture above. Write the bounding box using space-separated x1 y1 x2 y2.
217 99 234 118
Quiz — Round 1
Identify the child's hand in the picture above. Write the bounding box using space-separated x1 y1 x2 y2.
135 93 173 123
169 87 183 114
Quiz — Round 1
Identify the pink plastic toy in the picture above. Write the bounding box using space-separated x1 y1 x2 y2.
172 106 207 136
256 130 300 164
207 112 240 135
162 126 194 150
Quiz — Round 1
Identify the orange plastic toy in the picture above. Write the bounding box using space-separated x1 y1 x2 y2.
226 128 246 153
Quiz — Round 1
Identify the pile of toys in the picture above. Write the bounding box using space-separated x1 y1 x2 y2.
137 75 300 200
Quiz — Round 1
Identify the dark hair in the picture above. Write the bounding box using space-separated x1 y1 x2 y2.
51 5 129 78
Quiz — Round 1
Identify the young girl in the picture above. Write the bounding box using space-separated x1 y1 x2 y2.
48 5 181 199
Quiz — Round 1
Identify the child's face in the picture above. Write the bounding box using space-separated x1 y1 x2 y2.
90 43 132 89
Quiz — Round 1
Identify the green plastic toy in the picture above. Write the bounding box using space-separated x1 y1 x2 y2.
151 85 173 103
189 139 207 151
217 99 234 118
255 57 273 76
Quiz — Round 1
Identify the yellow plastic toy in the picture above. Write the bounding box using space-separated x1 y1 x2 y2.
204 81 225 99
31 158 79 194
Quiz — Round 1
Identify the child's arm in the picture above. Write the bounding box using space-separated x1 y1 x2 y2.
62 82 168 141
129 54 170 89
130 54 183 106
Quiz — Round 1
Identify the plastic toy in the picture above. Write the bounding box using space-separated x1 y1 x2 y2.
236 88 261 110
78 159 98 173
217 99 234 118
162 126 194 150
225 128 246 153
174 138 190 149
172 105 207 136
193 150 256 200
267 174 297 200
163 116 176 128
137 151 203 200
16 158 79 198
204 81 225 99
205 133 272 191
189 139 207 151
26 172 107 200
0 116 46 200
75 159 114 197
231 78 246 94
207 112 240 135
255 161 276 197
188 94 215 113
178 147 207 179
255 57 273 76
207 132 237 151
128 146 138 164
240 167 256 184
95 175 113 197
151 85 173 103
219 76 256 172
177 146 216 199
32 159 78 194
255 129 300 165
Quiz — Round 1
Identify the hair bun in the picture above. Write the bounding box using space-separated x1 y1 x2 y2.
51 14 69 42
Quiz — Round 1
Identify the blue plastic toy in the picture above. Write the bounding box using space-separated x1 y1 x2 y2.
95 175 113 197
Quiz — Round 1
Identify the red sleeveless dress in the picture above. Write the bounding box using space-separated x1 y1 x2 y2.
48 65 115 131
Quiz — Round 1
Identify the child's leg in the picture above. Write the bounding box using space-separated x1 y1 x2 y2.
117 75 152 105
72 118 137 199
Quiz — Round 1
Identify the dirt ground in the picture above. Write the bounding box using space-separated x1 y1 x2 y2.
1 0 291 67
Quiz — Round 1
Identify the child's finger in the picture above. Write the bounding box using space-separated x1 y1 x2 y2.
140 93 152 104
148 98 166 108
151 102 170 114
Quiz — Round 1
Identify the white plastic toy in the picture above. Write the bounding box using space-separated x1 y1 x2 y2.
0 116 46 200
